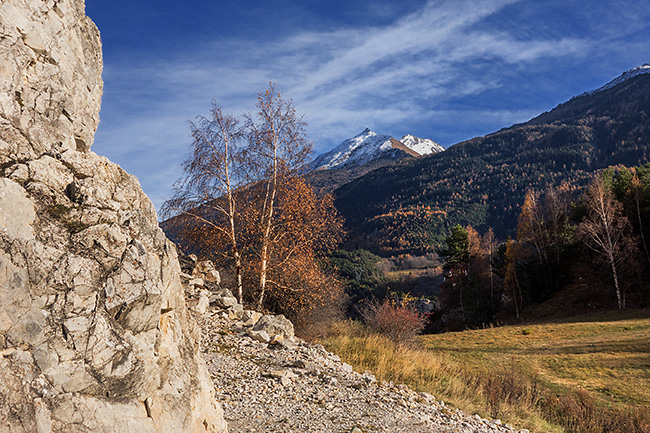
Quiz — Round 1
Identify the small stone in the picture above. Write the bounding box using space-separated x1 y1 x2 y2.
204 269 221 284
240 310 262 326
265 369 288 379
270 336 299 350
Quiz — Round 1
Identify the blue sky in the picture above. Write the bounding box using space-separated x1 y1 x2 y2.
85 0 650 214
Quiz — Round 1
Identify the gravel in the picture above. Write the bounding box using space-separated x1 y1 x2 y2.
192 303 527 433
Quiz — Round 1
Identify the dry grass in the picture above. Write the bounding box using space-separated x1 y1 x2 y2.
318 310 650 433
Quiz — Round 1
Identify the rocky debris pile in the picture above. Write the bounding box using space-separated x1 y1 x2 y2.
182 258 296 347
0 1 226 431
181 254 222 288
187 278 529 433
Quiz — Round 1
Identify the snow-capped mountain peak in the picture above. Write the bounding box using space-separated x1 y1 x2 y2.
311 129 394 170
311 129 444 171
399 134 445 155
585 63 650 96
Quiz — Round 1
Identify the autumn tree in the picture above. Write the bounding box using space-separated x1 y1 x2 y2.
467 226 501 320
611 165 650 268
164 84 344 325
503 238 523 319
244 84 313 310
482 228 498 310
513 183 576 303
436 225 502 330
517 185 574 264
578 176 637 309
244 176 344 325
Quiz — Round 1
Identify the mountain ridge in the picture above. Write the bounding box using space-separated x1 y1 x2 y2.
333 64 650 256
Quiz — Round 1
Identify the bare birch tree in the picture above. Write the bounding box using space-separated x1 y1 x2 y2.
161 104 245 303
578 176 632 309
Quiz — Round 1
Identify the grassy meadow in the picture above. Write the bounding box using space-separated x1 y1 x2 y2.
318 310 650 433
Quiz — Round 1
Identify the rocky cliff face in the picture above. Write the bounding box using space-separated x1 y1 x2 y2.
0 1 226 431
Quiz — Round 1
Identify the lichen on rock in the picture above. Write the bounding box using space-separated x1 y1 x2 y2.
0 0 227 431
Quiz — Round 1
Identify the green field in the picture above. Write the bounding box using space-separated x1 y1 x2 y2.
319 310 650 433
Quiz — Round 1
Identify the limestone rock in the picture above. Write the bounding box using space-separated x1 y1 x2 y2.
252 314 295 339
240 309 262 326
197 290 211 315
0 1 227 431
193 259 221 285
248 329 271 344
0 0 102 163
212 294 239 309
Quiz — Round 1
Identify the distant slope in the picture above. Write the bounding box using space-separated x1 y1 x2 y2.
334 67 650 256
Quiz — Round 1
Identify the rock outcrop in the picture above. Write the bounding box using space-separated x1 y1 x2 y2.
0 0 226 431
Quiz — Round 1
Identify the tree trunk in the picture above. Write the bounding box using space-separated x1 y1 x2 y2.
608 251 624 309
634 189 650 269
234 250 243 304
513 265 522 320
256 130 278 311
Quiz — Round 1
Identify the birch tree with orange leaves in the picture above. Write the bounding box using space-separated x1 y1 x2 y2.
244 84 313 310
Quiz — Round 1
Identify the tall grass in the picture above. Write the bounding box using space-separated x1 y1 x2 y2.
319 319 650 433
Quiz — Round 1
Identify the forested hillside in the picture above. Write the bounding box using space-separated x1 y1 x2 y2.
335 73 650 256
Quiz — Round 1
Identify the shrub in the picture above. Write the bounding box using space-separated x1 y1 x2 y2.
360 298 427 344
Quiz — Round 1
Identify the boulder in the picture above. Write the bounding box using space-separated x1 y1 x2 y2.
0 1 226 431
270 336 299 350
197 290 211 314
210 287 239 310
252 314 295 339
212 295 239 309
240 310 263 326
192 259 221 285
248 330 271 344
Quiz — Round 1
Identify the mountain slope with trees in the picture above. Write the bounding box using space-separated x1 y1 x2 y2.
334 69 650 256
